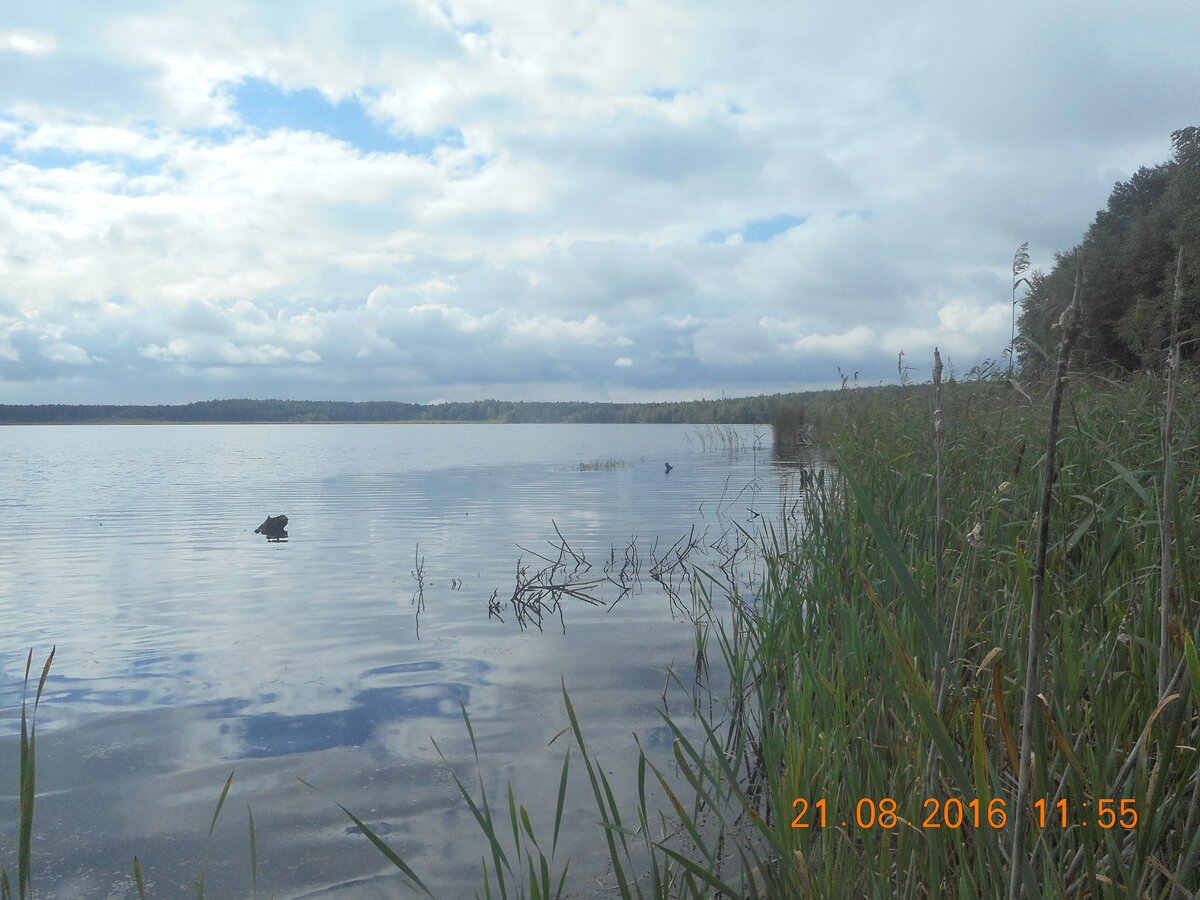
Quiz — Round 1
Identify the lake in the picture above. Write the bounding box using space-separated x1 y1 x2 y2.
0 423 807 898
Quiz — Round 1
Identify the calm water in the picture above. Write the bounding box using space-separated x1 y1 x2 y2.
0 423 804 898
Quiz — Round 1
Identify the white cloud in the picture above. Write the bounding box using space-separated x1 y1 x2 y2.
13 121 177 160
0 31 58 56
762 319 878 357
937 298 1010 336
2 0 1197 402
40 340 91 364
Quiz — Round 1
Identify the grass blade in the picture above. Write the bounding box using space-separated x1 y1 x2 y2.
338 805 435 897
841 466 964 703
208 772 234 837
133 857 146 900
247 807 258 895
551 746 570 857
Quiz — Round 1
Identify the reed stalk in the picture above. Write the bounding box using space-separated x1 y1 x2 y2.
9 350 1200 897
1006 259 1083 899
1159 247 1183 699
1 648 55 900
343 363 1200 895
1010 242 1031 376
933 347 946 621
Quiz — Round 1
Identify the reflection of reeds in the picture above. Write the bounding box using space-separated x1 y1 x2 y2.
575 458 631 471
768 398 809 461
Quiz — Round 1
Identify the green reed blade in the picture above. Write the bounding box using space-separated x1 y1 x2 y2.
17 648 54 900
971 698 988 801
432 732 511 885
654 845 741 897
860 573 972 794
1185 634 1200 709
506 784 521 860
639 750 715 868
525 855 540 900
551 747 569 857
33 649 54 713
1105 458 1151 505
208 773 234 837
519 805 539 851
841 465 964 704
247 807 257 894
560 682 633 900
553 860 570 900
337 805 435 897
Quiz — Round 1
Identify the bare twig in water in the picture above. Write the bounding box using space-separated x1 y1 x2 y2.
493 527 608 632
649 525 707 617
411 544 426 639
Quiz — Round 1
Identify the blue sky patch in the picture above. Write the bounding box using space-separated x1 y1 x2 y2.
453 20 490 36
230 78 463 156
743 213 806 242
2 134 160 176
702 213 807 244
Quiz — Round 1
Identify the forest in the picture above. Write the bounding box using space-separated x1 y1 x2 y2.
1017 126 1199 371
0 393 796 426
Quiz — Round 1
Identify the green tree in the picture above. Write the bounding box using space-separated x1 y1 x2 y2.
1017 127 1199 373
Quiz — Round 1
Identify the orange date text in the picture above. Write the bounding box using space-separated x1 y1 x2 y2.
790 797 1138 829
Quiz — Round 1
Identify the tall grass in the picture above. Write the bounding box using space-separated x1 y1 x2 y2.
7 354 1199 897
759 374 1198 897
357 361 1200 896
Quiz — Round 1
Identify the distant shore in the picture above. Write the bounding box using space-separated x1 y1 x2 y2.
0 392 808 427
1 418 481 426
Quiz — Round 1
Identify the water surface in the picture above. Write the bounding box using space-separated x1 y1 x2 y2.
0 423 802 897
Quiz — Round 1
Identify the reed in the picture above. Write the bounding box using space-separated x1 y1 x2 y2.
1 648 54 900
343 353 1199 896
1008 258 1083 895
6 345 1199 896
576 458 632 471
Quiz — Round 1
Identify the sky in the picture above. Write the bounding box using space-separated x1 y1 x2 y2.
1 0 1197 405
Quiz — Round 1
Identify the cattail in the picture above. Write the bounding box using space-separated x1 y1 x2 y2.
967 522 985 549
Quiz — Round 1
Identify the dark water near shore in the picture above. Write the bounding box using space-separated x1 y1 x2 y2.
0 423 804 898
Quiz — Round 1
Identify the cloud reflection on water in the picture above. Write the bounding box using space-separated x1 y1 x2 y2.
0 423 804 896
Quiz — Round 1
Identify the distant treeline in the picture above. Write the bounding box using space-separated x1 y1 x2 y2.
0 393 813 427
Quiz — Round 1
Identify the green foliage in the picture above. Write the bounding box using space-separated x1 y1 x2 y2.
0 393 798 426
435 374 1198 897
1018 126 1199 373
1 649 55 900
11 369 1200 896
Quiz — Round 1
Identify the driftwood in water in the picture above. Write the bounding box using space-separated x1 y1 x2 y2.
255 514 289 540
